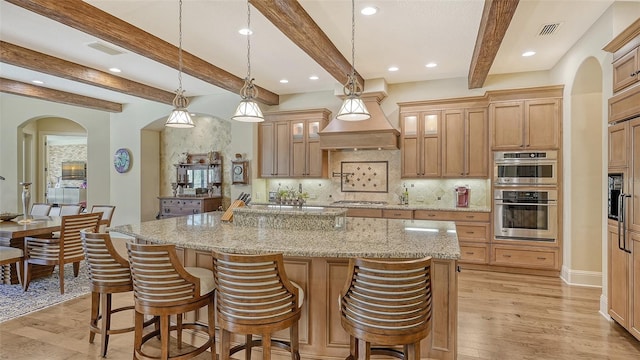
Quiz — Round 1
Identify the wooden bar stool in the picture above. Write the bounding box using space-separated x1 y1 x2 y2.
212 251 303 360
81 230 153 357
339 257 432 360
127 243 216 360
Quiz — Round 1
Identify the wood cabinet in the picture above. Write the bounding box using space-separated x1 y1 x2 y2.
608 223 629 327
260 109 330 178
613 46 639 93
158 197 221 218
258 120 291 177
490 98 561 150
400 111 441 178
442 107 488 177
381 209 413 219
608 121 628 168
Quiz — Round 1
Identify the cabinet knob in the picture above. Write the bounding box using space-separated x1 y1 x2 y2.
631 72 637 77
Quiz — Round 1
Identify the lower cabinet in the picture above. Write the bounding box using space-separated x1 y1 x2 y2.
491 245 557 269
158 197 221 218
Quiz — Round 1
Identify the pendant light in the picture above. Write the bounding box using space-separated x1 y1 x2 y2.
336 0 370 121
232 1 264 122
166 0 194 128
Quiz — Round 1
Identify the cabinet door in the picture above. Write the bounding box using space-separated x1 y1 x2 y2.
490 101 524 149
630 119 640 233
608 224 629 327
306 120 325 177
608 122 628 168
525 99 560 149
274 121 291 177
401 114 421 177
291 121 306 177
421 112 440 177
258 122 275 177
630 232 640 340
466 108 488 177
613 48 639 93
442 110 465 177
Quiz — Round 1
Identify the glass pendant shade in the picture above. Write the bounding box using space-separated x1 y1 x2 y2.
232 98 264 122
166 92 194 128
337 95 370 121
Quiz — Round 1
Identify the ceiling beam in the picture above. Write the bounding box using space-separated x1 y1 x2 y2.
1 41 176 105
250 0 364 88
6 0 279 105
468 0 519 89
0 78 123 112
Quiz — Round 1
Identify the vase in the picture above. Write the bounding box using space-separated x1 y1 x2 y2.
20 182 32 216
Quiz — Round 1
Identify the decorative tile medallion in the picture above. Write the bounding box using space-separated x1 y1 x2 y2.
340 161 388 193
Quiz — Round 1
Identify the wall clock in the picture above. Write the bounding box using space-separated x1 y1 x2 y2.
113 148 132 173
231 161 248 184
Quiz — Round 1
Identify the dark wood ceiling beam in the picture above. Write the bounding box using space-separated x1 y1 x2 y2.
0 78 122 112
5 0 279 105
1 41 176 105
250 0 364 88
468 0 519 89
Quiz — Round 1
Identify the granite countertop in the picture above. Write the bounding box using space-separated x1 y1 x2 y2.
110 212 460 260
253 201 491 213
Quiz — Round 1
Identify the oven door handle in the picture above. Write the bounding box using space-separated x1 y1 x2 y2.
494 201 556 206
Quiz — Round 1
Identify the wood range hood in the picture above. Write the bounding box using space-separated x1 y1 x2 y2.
319 91 400 150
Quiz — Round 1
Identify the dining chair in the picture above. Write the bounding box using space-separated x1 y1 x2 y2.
339 256 432 360
48 206 61 216
213 251 303 360
23 212 102 294
0 246 24 286
59 204 82 216
127 242 216 360
90 205 116 232
30 203 52 216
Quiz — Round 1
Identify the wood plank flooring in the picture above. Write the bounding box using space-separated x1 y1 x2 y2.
1 269 638 359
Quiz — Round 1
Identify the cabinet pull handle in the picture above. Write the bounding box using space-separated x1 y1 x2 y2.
393 213 402 216
537 257 546 260
503 254 511 258
466 231 475 234
631 72 637 77
428 214 436 217
465 251 474 255
465 215 475 219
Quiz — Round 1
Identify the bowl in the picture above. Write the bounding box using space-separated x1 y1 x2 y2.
0 213 22 221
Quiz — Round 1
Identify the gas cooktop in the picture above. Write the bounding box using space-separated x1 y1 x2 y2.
331 200 388 206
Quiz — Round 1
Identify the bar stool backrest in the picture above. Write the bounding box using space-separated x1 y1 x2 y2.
81 230 132 293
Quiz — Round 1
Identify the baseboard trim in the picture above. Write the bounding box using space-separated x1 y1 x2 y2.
560 266 602 287
599 294 611 320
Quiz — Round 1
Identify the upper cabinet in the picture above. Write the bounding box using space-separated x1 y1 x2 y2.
259 109 330 179
442 108 488 177
613 46 639 93
400 111 441 178
605 27 640 123
489 89 562 150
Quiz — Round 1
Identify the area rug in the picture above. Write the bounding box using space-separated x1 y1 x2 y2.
0 262 90 323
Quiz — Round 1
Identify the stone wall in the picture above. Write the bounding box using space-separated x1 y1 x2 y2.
47 144 87 187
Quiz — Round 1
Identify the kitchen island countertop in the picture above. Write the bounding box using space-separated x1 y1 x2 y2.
110 211 460 260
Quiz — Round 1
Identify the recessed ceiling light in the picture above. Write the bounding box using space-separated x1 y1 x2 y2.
309 75 319 80
361 6 377 16
109 67 122 73
32 80 44 85
279 79 289 84
388 66 399 72
238 28 252 36
522 51 536 57
425 62 437 68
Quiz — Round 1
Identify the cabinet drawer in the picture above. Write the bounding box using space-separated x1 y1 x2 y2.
382 209 413 219
346 208 382 218
414 210 490 222
456 224 489 243
492 246 557 269
459 244 488 264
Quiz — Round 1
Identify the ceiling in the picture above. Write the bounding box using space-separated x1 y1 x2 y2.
0 0 616 109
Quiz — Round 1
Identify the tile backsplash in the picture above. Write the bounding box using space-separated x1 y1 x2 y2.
265 149 490 207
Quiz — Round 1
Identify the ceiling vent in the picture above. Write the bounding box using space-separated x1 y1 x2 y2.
86 41 125 55
538 23 562 36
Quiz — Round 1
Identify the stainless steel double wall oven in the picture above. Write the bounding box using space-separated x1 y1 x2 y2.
493 151 558 242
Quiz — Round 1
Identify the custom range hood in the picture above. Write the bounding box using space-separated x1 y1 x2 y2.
319 91 400 150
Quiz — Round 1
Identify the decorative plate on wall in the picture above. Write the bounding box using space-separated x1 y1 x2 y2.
113 148 132 173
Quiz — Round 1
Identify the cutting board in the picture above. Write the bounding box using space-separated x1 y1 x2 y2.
221 200 245 222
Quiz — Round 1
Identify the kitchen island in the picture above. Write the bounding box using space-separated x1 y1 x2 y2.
111 212 460 360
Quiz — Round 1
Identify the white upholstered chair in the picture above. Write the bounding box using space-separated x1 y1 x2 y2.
30 203 52 216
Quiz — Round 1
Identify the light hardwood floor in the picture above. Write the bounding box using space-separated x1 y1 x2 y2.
0 269 638 359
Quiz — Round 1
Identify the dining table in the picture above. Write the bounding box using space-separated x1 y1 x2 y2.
0 215 62 285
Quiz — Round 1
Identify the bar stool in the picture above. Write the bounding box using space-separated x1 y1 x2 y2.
212 251 303 360
81 230 153 357
127 243 216 360
339 257 432 360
